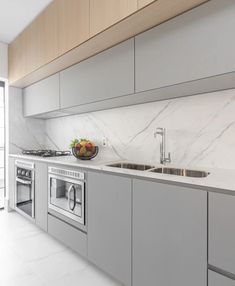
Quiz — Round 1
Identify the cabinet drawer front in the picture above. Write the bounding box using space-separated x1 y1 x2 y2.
209 271 235 286
23 74 60 116
209 193 235 275
60 39 134 109
48 214 87 258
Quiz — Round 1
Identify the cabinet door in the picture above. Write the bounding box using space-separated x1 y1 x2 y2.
23 73 60 117
135 0 235 92
60 39 134 109
35 162 48 232
58 0 89 56
209 192 235 275
88 172 131 286
90 0 137 36
8 157 15 210
9 32 27 83
138 0 155 9
209 271 235 286
133 179 207 286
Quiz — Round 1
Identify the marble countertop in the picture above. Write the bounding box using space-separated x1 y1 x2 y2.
9 154 235 194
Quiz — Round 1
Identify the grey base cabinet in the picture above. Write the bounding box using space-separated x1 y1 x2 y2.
209 271 235 286
48 214 87 258
87 172 132 286
8 157 15 210
209 192 235 275
35 162 48 231
133 179 207 286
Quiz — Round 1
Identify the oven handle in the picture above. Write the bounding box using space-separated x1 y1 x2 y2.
68 185 76 211
16 177 32 185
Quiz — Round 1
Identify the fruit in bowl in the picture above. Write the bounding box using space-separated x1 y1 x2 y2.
70 139 98 160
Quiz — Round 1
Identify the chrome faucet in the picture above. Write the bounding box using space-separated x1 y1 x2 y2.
154 127 171 165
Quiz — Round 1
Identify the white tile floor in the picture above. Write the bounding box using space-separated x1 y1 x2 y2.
0 211 122 286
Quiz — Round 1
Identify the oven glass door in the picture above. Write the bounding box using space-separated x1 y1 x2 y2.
49 175 85 224
16 177 34 218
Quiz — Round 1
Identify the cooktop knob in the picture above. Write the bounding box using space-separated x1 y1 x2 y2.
21 170 26 176
25 171 30 177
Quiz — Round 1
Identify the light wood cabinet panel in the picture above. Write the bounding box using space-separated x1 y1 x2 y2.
9 32 27 83
138 0 155 9
58 0 90 55
25 1 59 74
90 0 137 36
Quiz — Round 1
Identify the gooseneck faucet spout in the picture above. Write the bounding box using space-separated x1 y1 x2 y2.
154 127 171 165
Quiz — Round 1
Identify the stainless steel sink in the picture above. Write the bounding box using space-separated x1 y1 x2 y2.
150 167 210 178
106 162 154 171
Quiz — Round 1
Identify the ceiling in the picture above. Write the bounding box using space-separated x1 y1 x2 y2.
0 0 53 44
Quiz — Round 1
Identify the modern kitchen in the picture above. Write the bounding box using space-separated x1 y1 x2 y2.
0 0 235 285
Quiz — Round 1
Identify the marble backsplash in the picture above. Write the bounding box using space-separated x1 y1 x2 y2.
44 89 235 170
9 87 46 154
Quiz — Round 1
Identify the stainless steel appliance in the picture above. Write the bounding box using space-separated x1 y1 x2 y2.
22 150 71 157
48 167 85 226
15 160 35 219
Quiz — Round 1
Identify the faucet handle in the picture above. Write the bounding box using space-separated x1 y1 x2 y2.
154 127 164 137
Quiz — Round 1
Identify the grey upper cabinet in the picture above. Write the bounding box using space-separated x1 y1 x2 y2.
60 39 134 109
35 162 48 232
135 0 235 93
8 157 15 210
209 192 235 275
133 179 207 286
23 73 60 117
87 172 132 286
209 271 235 286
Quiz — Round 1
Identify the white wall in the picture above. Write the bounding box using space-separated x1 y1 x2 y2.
0 42 8 79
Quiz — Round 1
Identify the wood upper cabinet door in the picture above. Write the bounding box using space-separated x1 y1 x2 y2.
209 192 235 275
9 32 27 83
138 0 155 9
90 0 137 36
26 1 59 72
58 0 90 55
209 271 235 286
133 179 207 286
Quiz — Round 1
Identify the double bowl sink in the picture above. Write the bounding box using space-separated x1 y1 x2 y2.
106 163 209 178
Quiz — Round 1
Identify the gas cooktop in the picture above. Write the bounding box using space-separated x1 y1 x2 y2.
22 150 71 158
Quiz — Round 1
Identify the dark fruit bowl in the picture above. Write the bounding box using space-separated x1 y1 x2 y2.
72 146 99 160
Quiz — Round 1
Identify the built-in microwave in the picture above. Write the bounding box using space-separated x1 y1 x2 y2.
48 167 85 227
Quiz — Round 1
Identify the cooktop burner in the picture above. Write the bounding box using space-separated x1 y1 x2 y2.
22 150 71 158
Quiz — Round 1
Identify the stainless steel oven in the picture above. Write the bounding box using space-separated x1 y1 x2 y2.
15 160 35 220
48 167 85 226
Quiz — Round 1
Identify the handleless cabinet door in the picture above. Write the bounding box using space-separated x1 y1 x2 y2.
209 271 235 286
23 73 60 117
133 179 207 286
35 162 48 232
58 0 90 56
60 39 134 109
135 0 235 93
209 192 235 275
138 0 155 9
88 172 132 286
90 0 137 36
8 157 15 210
